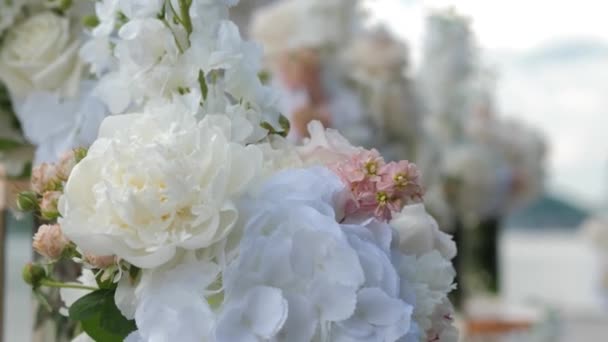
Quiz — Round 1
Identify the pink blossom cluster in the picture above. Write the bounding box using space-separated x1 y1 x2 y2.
24 148 116 268
28 149 83 219
331 149 424 221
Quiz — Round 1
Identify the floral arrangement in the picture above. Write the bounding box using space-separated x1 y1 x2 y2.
0 0 108 176
18 0 459 341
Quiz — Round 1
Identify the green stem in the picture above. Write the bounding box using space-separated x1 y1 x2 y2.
40 279 98 291
161 18 185 53
34 290 53 312
178 0 193 36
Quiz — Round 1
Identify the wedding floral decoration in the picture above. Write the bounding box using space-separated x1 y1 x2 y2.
20 1 459 342
0 0 108 175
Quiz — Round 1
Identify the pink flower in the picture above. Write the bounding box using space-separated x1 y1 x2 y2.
332 149 385 184
33 224 70 260
31 163 61 194
379 160 423 200
329 152 425 222
40 191 61 220
84 254 117 269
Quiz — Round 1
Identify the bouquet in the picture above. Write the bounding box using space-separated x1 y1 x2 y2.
20 1 459 341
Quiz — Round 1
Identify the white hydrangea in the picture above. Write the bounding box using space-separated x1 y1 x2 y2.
14 81 107 164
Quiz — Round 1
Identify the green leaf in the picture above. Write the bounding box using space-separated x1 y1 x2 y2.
69 290 111 321
278 114 291 137
70 289 137 341
99 298 137 337
81 313 125 342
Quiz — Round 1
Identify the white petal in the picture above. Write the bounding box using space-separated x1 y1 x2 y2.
357 287 409 326
244 286 288 338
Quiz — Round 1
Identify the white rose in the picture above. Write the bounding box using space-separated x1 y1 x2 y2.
0 12 83 99
390 203 457 260
59 110 263 268
0 0 26 35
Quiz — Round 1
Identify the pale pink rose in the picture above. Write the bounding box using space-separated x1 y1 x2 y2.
40 191 61 220
31 163 61 194
297 121 360 165
33 224 70 260
84 254 117 269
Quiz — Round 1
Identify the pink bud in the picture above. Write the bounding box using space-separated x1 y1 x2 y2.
57 150 77 181
31 163 61 194
32 224 70 260
40 191 61 220
84 254 117 269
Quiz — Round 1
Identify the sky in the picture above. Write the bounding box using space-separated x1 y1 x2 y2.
365 0 608 211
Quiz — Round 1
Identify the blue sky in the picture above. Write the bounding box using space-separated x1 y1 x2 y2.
366 0 608 211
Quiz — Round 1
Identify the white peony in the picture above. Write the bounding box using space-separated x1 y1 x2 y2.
59 109 263 268
0 11 83 99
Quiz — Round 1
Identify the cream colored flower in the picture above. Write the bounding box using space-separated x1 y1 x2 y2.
59 110 263 268
33 224 70 260
0 12 83 99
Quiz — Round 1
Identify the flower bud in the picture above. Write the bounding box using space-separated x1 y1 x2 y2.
23 263 47 287
31 163 61 194
40 191 61 220
84 254 117 269
57 150 77 181
16 191 38 212
33 224 70 260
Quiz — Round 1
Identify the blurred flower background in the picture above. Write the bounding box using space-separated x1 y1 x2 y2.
366 0 608 211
